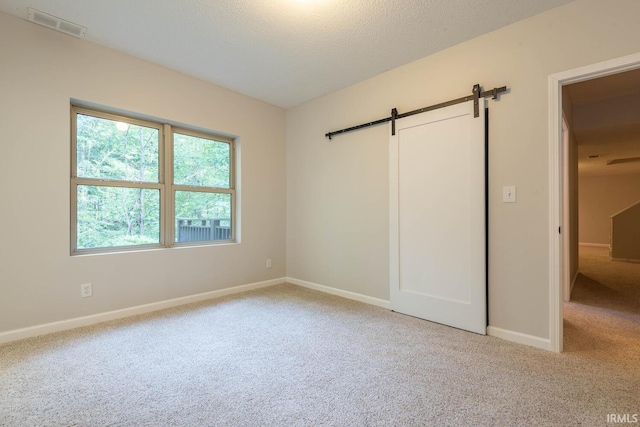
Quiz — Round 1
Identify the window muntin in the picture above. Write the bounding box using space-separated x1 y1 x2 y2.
71 106 235 254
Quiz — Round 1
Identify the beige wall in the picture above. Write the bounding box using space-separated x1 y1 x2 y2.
579 174 640 245
286 0 640 339
3 0 640 343
0 13 286 333
611 201 640 260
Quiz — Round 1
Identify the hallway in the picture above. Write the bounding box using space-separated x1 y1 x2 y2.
564 246 640 366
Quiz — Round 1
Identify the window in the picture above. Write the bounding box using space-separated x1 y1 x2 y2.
71 106 235 254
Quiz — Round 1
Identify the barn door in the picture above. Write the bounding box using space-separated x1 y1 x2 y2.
389 100 486 334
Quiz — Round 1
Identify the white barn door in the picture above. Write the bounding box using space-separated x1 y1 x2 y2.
389 101 486 335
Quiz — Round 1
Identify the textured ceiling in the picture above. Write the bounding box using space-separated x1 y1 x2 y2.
0 0 571 108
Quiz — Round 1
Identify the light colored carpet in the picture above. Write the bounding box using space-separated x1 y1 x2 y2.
564 246 640 367
0 280 638 426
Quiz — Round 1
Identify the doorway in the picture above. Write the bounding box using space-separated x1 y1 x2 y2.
549 52 640 353
563 69 640 360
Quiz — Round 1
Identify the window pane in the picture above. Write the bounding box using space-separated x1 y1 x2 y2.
174 133 230 188
77 185 160 249
175 191 232 242
76 114 159 182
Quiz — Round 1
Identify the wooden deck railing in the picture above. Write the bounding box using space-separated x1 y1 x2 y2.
177 218 231 242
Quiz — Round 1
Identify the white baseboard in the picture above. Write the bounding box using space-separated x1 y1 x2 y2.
0 278 286 345
487 326 552 351
286 277 390 309
288 278 553 350
579 242 609 248
611 257 640 264
1 275 552 353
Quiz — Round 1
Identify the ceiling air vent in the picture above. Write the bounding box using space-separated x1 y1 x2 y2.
27 7 86 39
607 157 640 166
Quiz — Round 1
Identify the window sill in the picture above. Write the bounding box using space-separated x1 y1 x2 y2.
71 241 240 257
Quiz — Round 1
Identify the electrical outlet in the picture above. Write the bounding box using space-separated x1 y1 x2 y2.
81 283 92 298
266 259 272 268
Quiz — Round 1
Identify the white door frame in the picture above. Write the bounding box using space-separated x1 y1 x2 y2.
548 52 640 353
561 115 571 303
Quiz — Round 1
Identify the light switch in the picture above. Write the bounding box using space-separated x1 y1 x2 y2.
503 186 516 203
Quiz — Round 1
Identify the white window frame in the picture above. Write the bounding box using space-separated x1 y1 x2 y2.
71 105 236 255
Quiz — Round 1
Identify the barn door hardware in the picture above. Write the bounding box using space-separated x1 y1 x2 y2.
325 84 507 139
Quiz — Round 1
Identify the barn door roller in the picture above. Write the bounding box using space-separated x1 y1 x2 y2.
325 84 507 139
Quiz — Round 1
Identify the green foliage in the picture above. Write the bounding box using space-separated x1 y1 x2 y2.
77 186 160 249
77 114 159 182
75 113 232 250
175 192 231 242
175 191 231 221
174 133 230 188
